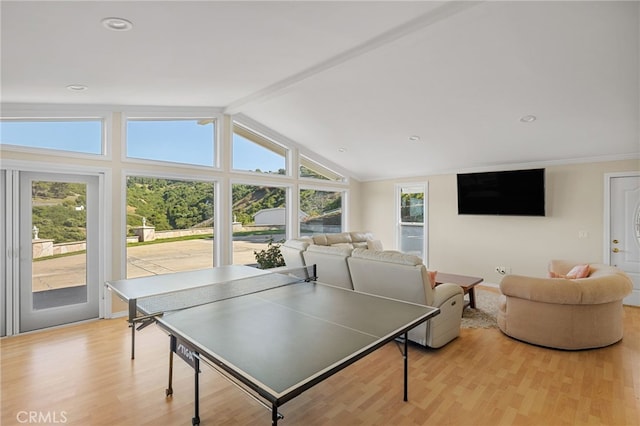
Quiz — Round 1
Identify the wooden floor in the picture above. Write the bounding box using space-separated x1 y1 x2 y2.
2 293 639 425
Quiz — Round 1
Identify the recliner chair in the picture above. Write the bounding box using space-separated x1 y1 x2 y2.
302 244 354 289
347 248 464 348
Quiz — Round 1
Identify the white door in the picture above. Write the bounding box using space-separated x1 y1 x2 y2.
19 172 100 331
608 173 640 306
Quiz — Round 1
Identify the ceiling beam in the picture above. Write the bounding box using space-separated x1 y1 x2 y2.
223 1 483 116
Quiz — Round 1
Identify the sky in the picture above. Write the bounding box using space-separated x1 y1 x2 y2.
0 119 285 172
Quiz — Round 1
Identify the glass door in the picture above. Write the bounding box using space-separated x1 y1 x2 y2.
397 184 427 260
1 170 6 337
19 172 100 332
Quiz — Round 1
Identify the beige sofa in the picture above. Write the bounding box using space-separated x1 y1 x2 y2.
498 260 633 350
347 249 464 348
307 231 376 248
281 231 378 269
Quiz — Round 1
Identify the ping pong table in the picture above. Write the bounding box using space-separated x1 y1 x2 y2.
106 265 273 359
106 265 439 425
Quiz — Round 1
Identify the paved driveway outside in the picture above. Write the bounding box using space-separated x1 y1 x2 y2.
32 238 275 291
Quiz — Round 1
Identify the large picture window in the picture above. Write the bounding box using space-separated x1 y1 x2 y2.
126 176 215 278
0 119 103 155
299 188 343 235
126 119 215 167
232 183 287 266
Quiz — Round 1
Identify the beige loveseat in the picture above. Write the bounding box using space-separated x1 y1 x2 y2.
497 260 633 350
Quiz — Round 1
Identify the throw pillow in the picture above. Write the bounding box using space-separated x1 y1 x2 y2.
367 239 384 251
549 264 590 279
427 270 437 289
565 264 590 279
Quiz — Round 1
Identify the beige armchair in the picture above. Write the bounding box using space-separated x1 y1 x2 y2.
347 248 464 348
498 260 633 350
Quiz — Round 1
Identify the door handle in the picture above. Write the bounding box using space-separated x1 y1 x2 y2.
612 239 619 244
612 248 620 253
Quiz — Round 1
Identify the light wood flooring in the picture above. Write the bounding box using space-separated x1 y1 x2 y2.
2 289 639 426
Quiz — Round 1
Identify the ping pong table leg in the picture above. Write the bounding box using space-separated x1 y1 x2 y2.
403 332 408 402
130 323 136 359
166 349 174 397
129 299 137 359
192 357 200 425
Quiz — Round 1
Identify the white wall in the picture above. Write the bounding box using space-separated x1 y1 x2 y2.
360 160 639 284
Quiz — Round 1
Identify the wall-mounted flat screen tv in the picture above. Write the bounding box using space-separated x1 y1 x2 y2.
457 168 545 216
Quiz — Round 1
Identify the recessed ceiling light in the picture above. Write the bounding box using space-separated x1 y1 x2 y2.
101 17 133 31
66 84 88 92
408 135 421 142
337 148 347 153
519 115 537 123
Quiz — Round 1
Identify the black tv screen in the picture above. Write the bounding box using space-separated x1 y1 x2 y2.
457 168 545 216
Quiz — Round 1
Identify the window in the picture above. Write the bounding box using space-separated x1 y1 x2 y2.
299 189 343 235
126 176 215 278
232 183 286 265
233 123 286 175
0 119 103 155
126 119 215 167
299 155 345 182
397 184 426 259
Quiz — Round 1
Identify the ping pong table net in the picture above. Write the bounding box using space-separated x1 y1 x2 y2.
136 265 317 316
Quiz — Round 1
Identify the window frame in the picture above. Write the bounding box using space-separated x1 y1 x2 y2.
298 184 348 236
229 178 292 265
0 107 112 159
299 154 346 183
122 169 220 274
122 110 222 170
232 120 290 177
395 183 428 262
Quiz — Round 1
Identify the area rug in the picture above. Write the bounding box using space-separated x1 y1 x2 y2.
461 288 499 329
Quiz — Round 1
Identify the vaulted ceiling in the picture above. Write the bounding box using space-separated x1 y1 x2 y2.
2 1 638 181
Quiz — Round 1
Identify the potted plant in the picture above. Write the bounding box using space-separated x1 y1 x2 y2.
253 238 285 269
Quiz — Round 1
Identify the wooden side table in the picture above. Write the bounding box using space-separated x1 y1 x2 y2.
435 272 484 309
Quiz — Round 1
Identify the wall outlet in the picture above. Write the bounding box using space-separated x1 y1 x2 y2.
495 266 509 275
